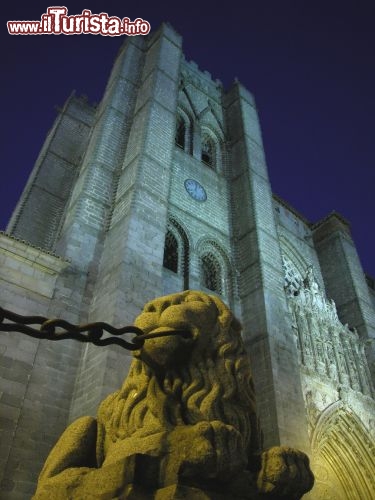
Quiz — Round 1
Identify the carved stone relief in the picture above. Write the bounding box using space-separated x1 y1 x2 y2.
282 256 374 398
282 254 375 499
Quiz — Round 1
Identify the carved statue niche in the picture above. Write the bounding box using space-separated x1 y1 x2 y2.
33 291 314 499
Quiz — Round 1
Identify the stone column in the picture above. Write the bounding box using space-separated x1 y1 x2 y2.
313 213 375 386
69 24 183 420
224 82 310 452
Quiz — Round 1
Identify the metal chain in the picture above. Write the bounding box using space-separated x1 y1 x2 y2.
0 306 144 350
0 306 192 350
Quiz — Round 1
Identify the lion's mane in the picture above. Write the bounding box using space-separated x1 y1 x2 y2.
96 292 261 465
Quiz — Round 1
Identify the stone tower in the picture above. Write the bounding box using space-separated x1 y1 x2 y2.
1 24 374 499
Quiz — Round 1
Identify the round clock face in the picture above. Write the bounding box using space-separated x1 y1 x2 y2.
184 179 207 202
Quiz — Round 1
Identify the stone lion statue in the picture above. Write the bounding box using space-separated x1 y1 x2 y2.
34 290 314 499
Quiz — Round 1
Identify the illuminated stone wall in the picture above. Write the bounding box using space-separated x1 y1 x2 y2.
1 23 374 499
274 195 375 499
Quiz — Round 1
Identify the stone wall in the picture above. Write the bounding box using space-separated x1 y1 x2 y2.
1 23 374 499
7 96 95 251
0 233 83 499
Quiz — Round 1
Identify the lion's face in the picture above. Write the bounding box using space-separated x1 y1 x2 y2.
99 290 256 453
133 290 221 367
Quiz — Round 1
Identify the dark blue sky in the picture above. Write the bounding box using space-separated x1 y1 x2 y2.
1 1 374 276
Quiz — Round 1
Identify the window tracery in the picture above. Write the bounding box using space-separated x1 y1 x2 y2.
175 116 186 150
163 231 178 273
201 252 222 294
282 254 303 294
162 217 190 290
201 136 215 168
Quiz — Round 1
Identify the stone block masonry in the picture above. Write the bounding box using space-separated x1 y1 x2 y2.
0 233 83 498
1 22 374 499
7 95 95 251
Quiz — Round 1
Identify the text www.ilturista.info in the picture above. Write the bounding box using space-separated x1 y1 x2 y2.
7 7 151 36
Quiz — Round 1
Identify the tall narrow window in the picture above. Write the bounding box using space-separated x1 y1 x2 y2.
175 116 186 150
201 137 215 168
201 253 222 294
163 218 190 289
163 231 178 273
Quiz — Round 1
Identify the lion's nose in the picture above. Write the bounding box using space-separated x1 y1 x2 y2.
144 295 187 315
144 300 172 314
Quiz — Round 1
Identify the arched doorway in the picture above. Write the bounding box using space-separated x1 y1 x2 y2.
310 401 375 499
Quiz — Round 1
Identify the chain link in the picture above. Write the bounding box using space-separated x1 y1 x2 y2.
0 306 144 350
0 306 192 350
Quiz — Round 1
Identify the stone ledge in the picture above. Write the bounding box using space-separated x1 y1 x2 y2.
0 232 69 274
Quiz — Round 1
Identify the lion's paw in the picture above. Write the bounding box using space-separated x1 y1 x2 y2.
209 420 247 475
256 446 314 499
168 421 246 483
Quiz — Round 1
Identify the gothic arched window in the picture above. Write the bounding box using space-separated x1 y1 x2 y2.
163 219 190 289
175 116 186 150
201 136 215 168
163 231 178 273
201 253 222 294
281 254 303 296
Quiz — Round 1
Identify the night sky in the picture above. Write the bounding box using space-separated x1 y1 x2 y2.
2 1 374 277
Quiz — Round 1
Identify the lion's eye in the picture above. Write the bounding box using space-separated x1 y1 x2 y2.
145 304 157 313
185 293 204 303
160 301 171 313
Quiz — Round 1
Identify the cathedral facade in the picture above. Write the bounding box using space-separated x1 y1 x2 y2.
1 24 374 499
